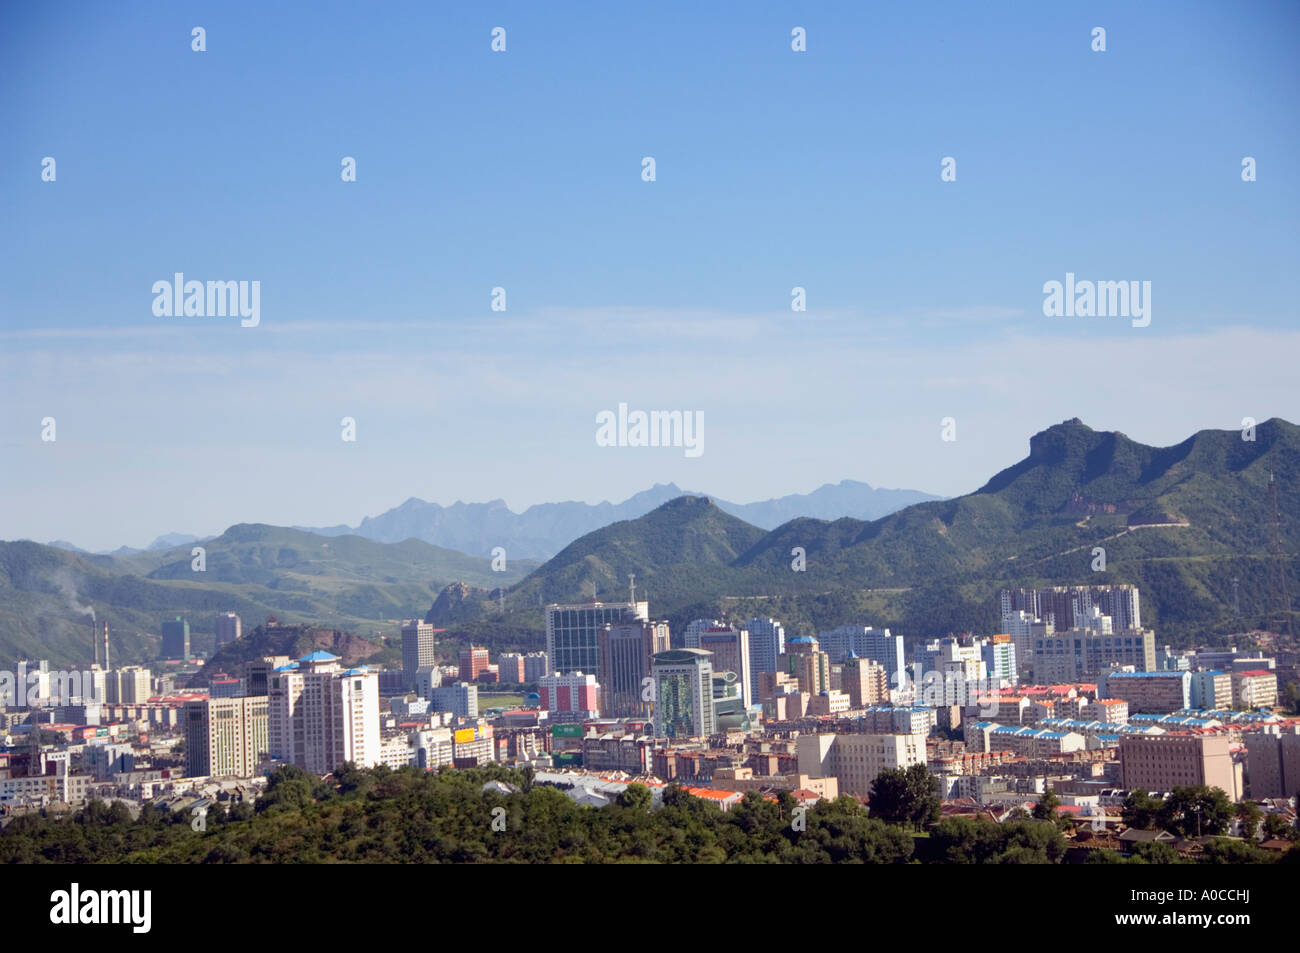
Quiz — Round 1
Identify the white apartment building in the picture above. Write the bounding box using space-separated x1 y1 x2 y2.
796 732 927 798
268 651 380 774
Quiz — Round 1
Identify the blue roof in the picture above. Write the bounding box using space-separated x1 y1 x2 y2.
298 650 340 662
1107 670 1187 678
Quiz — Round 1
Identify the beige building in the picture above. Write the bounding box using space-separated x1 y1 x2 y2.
1119 733 1239 800
184 695 269 778
842 656 890 709
796 732 926 798
808 690 851 716
107 666 152 704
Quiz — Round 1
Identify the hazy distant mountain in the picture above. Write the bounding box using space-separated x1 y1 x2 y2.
716 481 940 528
47 533 205 556
300 481 940 560
46 540 89 554
147 532 205 551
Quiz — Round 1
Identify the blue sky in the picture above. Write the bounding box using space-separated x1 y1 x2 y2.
2 1 1298 550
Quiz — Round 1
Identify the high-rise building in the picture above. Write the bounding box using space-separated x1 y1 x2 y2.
546 602 648 675
598 619 670 718
245 656 292 697
818 626 905 688
919 638 989 706
786 636 830 695
107 666 152 704
980 635 1018 684
841 655 889 708
1002 611 1053 680
459 646 490 683
184 695 268 778
1030 627 1157 683
651 649 714 739
214 612 242 649
268 652 380 774
682 618 723 650
744 617 785 695
401 620 437 686
161 617 191 661
1001 585 1141 632
697 626 752 708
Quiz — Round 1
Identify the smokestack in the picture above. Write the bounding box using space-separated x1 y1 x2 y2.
92 617 99 667
102 620 110 671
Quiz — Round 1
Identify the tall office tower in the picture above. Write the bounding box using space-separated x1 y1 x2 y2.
214 612 242 649
697 625 752 708
268 651 380 774
598 619 670 717
744 617 785 687
401 619 437 686
161 617 191 661
458 646 490 682
651 649 715 739
841 655 889 708
184 695 269 778
545 601 648 674
538 672 600 718
818 626 906 688
785 636 830 695
107 665 153 704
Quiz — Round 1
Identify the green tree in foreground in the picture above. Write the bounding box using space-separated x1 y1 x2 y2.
868 763 940 831
1160 786 1233 838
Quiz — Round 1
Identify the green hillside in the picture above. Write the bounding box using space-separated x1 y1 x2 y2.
0 525 533 667
433 418 1300 648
